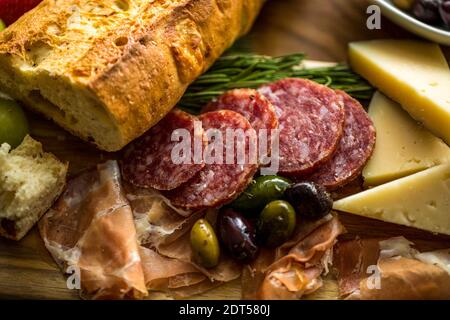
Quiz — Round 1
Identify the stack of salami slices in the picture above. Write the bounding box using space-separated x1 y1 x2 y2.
122 78 375 211
258 79 376 189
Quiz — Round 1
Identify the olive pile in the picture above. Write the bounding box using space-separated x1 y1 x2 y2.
393 0 450 28
190 176 333 268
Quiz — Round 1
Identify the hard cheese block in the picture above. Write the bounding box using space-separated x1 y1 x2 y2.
363 92 450 186
334 164 450 235
349 40 450 145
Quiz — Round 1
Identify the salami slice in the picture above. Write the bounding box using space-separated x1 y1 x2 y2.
203 89 278 134
122 109 204 191
259 78 345 176
203 89 278 164
305 91 376 190
163 110 259 211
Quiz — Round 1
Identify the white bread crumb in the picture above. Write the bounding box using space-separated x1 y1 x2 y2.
0 135 67 240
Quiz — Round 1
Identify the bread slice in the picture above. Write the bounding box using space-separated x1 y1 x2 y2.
0 0 265 151
0 135 67 240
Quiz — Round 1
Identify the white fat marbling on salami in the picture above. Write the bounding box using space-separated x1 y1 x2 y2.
121 109 205 191
203 89 278 135
163 110 258 211
305 91 376 190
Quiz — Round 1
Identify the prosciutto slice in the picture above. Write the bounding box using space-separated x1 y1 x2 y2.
139 247 223 299
39 161 147 299
334 237 450 299
126 185 241 296
242 215 344 300
124 183 201 246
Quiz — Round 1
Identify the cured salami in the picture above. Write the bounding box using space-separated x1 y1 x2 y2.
163 110 259 211
305 91 376 190
258 78 345 176
203 89 278 134
121 109 204 191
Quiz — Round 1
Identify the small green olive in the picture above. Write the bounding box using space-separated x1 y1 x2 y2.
190 219 220 268
392 0 415 10
0 97 29 148
0 20 5 32
229 175 292 215
257 200 296 248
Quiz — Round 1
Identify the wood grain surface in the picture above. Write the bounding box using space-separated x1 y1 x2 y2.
1 0 450 300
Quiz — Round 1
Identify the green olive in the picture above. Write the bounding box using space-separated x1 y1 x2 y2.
0 20 5 32
0 97 29 148
257 200 296 248
229 175 292 215
190 219 220 268
392 0 415 10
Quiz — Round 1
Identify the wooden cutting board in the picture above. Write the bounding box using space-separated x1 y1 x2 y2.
1 0 450 300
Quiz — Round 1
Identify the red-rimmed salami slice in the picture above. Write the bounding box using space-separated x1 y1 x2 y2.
122 109 204 191
203 89 278 164
163 110 259 211
258 78 345 176
305 91 376 190
203 89 278 134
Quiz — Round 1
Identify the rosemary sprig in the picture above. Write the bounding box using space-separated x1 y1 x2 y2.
178 53 374 114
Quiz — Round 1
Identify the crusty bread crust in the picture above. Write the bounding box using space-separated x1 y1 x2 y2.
0 0 265 151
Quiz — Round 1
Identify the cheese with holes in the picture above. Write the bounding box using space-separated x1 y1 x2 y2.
334 164 450 235
363 92 450 186
349 40 450 145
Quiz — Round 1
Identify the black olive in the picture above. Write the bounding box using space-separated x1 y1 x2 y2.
284 182 332 220
217 208 259 262
412 0 442 24
440 0 450 27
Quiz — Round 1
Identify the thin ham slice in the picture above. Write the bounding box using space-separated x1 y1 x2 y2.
124 183 201 246
139 246 223 299
140 247 206 289
157 228 242 283
242 215 344 300
334 237 450 300
126 185 242 296
39 161 148 300
333 238 380 298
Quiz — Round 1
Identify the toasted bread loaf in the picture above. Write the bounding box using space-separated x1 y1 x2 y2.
0 0 265 151
0 136 67 240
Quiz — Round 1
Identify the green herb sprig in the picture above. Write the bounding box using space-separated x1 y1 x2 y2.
179 53 374 114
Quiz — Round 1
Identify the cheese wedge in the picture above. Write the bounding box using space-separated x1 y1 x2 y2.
363 92 450 186
349 40 450 145
334 164 450 235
